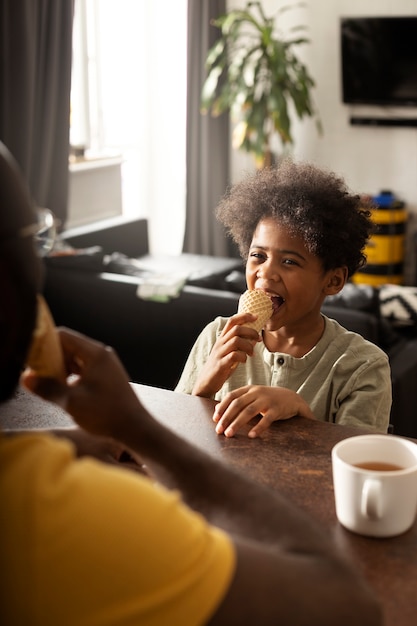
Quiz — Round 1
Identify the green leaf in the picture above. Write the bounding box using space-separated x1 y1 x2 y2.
200 66 224 111
205 39 226 68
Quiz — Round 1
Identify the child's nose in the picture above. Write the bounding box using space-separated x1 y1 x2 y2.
257 262 280 282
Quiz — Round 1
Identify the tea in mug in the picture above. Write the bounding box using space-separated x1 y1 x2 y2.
353 461 404 471
332 434 417 537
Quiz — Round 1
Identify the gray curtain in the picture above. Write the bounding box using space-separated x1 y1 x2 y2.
0 0 74 227
183 0 237 257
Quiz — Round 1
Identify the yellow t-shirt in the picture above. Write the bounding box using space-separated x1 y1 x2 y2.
0 431 235 625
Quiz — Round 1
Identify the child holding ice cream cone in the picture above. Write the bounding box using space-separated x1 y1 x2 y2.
176 160 391 437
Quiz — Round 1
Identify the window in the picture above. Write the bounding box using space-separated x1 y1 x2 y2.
70 0 187 254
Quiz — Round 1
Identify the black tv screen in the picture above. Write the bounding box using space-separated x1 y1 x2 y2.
341 17 417 106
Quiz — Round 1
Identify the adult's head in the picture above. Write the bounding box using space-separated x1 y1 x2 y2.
0 142 42 402
216 159 375 278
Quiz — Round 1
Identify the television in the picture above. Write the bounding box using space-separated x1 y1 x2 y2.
341 16 417 107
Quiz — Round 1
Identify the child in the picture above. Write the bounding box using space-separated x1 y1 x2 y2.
176 160 391 437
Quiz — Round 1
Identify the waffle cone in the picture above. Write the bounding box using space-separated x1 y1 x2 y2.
25 295 66 381
238 290 273 332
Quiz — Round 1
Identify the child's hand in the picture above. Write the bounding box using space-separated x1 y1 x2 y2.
213 385 315 438
192 313 261 397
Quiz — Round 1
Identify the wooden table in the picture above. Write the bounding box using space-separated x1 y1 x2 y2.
132 384 417 626
2 383 417 626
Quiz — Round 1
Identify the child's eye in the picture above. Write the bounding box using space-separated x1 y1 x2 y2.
249 252 266 260
282 258 298 266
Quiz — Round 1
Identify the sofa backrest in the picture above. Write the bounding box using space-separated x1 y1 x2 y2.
321 304 379 344
62 216 149 258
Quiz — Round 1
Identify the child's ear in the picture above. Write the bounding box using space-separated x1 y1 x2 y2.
324 267 348 295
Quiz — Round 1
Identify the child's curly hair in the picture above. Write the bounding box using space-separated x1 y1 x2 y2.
216 159 375 278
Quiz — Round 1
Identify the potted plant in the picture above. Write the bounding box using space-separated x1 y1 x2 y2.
200 1 320 167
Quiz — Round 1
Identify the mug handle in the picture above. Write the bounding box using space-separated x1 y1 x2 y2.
361 478 383 520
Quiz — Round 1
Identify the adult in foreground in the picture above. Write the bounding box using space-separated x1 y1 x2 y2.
0 141 381 625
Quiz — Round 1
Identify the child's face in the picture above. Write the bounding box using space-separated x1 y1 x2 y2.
245 218 339 332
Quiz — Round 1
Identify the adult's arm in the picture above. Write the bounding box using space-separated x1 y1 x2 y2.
23 328 382 626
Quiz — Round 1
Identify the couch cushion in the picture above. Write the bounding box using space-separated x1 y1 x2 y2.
379 284 417 326
321 304 379 344
324 283 380 317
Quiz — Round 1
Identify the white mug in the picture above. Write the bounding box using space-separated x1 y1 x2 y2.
332 434 417 538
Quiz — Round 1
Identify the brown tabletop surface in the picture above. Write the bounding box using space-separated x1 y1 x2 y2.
132 384 417 626
2 383 417 626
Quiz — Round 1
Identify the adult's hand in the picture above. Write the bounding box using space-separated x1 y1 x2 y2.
49 426 148 475
22 328 150 442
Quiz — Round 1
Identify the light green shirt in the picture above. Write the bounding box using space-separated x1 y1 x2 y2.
176 315 391 433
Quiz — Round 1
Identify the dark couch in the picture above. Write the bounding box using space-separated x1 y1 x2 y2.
44 217 417 438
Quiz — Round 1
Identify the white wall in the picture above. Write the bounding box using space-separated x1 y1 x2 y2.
227 0 417 282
